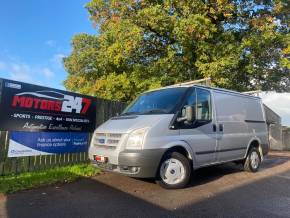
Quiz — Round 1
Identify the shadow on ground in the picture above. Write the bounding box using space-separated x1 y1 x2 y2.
131 153 290 188
2 152 290 218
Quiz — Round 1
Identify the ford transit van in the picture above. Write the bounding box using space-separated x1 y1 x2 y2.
89 85 269 189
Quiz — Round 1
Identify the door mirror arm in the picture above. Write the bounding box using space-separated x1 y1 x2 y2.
177 105 195 123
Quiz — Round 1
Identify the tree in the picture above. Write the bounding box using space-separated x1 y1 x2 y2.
64 0 289 102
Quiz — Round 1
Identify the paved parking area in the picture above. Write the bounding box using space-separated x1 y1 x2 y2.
1 151 290 218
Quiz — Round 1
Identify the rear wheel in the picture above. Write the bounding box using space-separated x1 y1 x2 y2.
156 152 191 189
244 147 261 172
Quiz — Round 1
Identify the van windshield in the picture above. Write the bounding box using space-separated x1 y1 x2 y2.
122 87 188 115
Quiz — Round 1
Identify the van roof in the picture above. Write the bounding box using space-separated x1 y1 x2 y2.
145 84 261 100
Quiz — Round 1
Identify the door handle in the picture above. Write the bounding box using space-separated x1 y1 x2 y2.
213 124 217 132
219 124 224 132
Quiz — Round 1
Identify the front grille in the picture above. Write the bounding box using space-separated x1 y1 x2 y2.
108 133 122 138
107 139 119 144
93 132 123 148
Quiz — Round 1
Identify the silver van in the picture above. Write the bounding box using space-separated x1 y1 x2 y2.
89 85 269 189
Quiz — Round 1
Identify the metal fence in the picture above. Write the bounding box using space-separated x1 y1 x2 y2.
0 98 126 176
282 127 290 151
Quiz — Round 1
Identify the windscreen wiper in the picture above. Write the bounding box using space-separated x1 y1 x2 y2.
120 112 139 116
142 109 168 114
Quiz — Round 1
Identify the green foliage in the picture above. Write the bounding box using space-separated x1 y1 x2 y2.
0 164 100 194
64 0 290 102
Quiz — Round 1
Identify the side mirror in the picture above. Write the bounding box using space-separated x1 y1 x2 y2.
177 105 195 123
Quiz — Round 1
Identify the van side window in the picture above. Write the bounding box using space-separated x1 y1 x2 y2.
196 88 211 121
184 88 196 106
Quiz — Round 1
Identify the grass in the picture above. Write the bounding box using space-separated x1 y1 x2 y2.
0 164 101 194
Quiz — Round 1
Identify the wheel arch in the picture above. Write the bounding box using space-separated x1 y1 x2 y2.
245 138 264 160
158 141 198 169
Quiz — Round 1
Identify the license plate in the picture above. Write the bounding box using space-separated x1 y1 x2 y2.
94 155 108 163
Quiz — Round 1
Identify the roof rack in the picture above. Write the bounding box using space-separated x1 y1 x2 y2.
242 90 262 96
164 78 211 88
148 78 260 99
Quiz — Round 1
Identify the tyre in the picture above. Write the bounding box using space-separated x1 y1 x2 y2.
243 147 261 172
156 152 191 189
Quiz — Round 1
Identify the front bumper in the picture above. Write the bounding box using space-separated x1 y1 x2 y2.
91 149 165 178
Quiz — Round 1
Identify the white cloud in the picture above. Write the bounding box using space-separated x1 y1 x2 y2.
260 92 290 126
9 71 34 83
0 51 66 90
11 63 30 74
50 53 65 68
45 40 56 47
4 62 35 83
0 60 55 85
41 68 54 78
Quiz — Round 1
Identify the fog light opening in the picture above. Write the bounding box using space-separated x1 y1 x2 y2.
120 166 140 173
131 167 139 173
122 166 129 171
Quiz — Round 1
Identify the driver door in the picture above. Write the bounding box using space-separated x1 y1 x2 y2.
179 88 218 167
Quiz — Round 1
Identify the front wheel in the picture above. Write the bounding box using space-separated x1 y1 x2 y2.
244 147 261 172
156 152 191 189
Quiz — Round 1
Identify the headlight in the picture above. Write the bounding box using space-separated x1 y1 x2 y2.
126 128 149 150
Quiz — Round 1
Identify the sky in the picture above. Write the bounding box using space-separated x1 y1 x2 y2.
260 92 290 127
0 0 95 90
0 1 289 126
